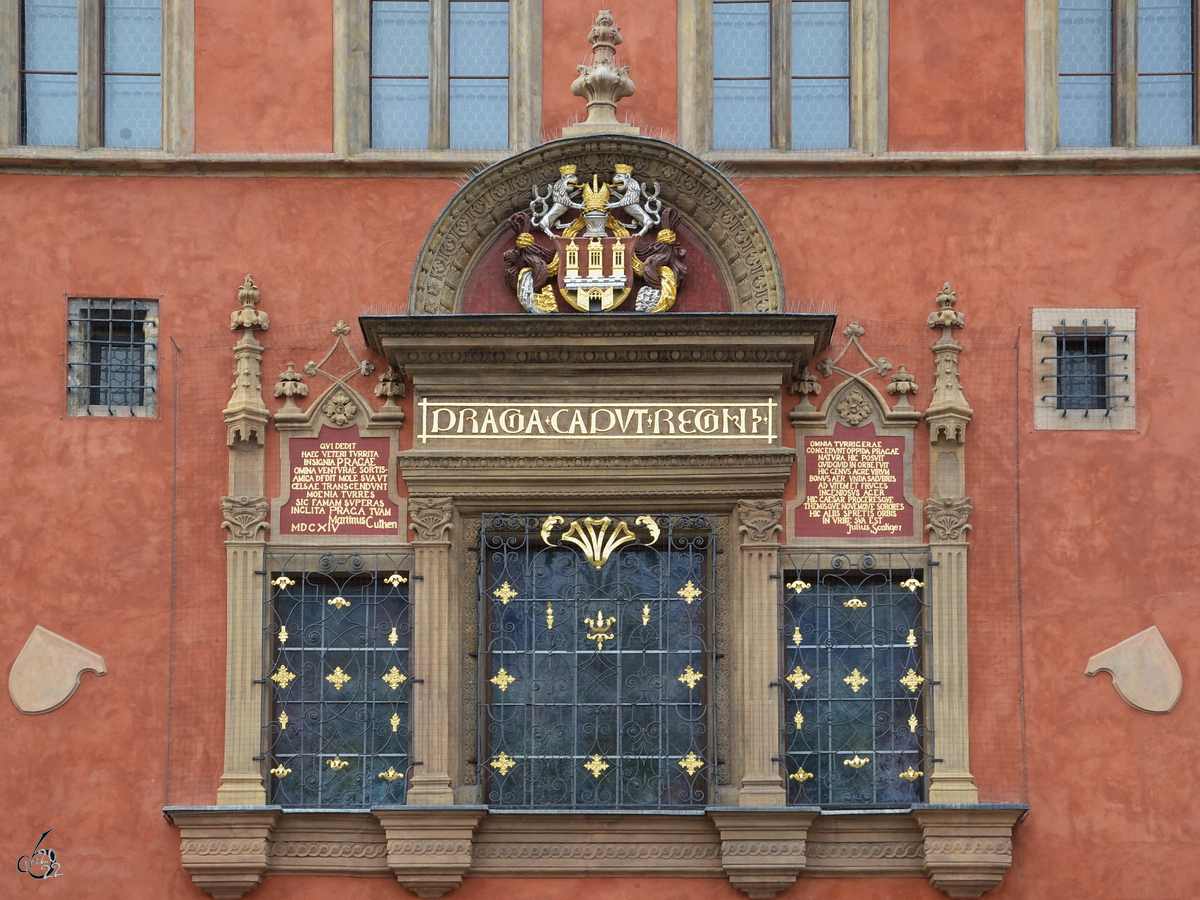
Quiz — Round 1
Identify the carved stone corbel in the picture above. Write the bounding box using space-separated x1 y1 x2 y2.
709 810 819 899
171 808 279 900
912 806 1026 898
374 808 487 898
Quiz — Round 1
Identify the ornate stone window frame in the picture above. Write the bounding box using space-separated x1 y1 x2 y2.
333 0 541 158
1032 307 1137 431
0 0 194 154
1026 0 1200 153
677 0 888 156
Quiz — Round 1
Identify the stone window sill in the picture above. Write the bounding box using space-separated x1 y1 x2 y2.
166 803 1026 900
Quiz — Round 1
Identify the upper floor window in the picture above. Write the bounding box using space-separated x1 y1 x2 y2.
1058 0 1196 147
66 297 158 416
20 0 163 148
679 0 884 154
339 0 537 154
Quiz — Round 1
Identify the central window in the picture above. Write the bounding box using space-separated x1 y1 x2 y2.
479 514 716 809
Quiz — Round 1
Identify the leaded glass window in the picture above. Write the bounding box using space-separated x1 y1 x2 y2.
781 553 930 806
21 0 79 146
264 552 413 808
66 298 158 416
479 514 716 809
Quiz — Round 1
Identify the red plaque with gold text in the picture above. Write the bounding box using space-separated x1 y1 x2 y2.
796 423 914 538
280 426 399 536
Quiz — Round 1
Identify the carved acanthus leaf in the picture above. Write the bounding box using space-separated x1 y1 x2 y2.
736 499 783 544
231 274 270 332
925 497 973 542
927 282 965 330
221 496 270 540
410 498 454 541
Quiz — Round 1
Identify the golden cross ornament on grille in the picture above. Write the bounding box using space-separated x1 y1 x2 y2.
326 667 351 690
381 666 407 690
677 581 702 604
270 664 296 688
678 752 705 776
583 754 611 778
490 668 516 691
384 573 408 587
789 767 814 782
785 667 811 689
677 665 704 689
378 766 405 782
584 610 616 650
899 669 926 692
328 596 351 610
490 752 517 775
843 668 868 693
493 582 518 604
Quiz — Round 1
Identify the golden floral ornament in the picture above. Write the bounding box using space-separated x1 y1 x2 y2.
785 667 812 690
269 764 292 778
327 756 350 770
678 752 705 776
793 711 804 729
787 579 811 593
277 625 289 645
906 629 918 648
678 665 704 689
584 754 611 779
843 597 868 610
388 627 399 646
789 767 814 782
278 711 289 730
898 766 923 781
271 575 296 588
899 669 926 693
381 666 407 690
490 668 516 692
792 627 803 646
390 713 401 733
641 603 651 626
901 577 924 592
328 596 351 611
326 667 352 690
546 602 555 629
677 581 703 604
844 754 870 769
584 609 617 651
378 766 405 782
384 573 408 588
270 665 296 689
490 752 517 776
908 714 918 733
843 668 868 693
493 582 519 604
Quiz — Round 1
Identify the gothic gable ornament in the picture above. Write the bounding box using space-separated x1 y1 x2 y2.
505 163 687 314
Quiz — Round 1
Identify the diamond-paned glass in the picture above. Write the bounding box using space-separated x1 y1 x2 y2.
792 1 850 149
449 1 508 149
713 0 771 149
781 554 930 806
480 514 716 810
103 0 162 148
22 0 79 146
372 0 431 149
265 553 413 808
66 298 158 415
1138 0 1194 146
1059 0 1113 146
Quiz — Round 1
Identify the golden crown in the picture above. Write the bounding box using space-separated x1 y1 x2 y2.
559 164 578 175
613 163 633 175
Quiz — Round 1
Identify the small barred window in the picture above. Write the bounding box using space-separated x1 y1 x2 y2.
66 298 158 416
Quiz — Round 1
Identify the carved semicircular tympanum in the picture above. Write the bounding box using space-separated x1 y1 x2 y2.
408 134 785 315
8 625 107 714
1085 626 1182 714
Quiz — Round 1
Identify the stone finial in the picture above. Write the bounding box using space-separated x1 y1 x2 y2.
231 274 270 332
927 282 964 331
562 10 640 137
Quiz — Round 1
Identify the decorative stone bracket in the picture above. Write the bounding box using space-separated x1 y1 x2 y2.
168 805 1025 900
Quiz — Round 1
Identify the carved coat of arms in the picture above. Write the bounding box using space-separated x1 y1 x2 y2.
503 163 688 314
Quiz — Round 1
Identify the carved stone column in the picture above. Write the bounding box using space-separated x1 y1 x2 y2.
217 276 272 806
375 808 487 898
923 284 978 804
733 499 786 807
407 497 458 805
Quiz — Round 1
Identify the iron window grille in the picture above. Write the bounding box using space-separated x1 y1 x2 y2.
478 513 717 810
263 551 413 808
66 297 158 416
780 551 931 807
1039 319 1130 414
